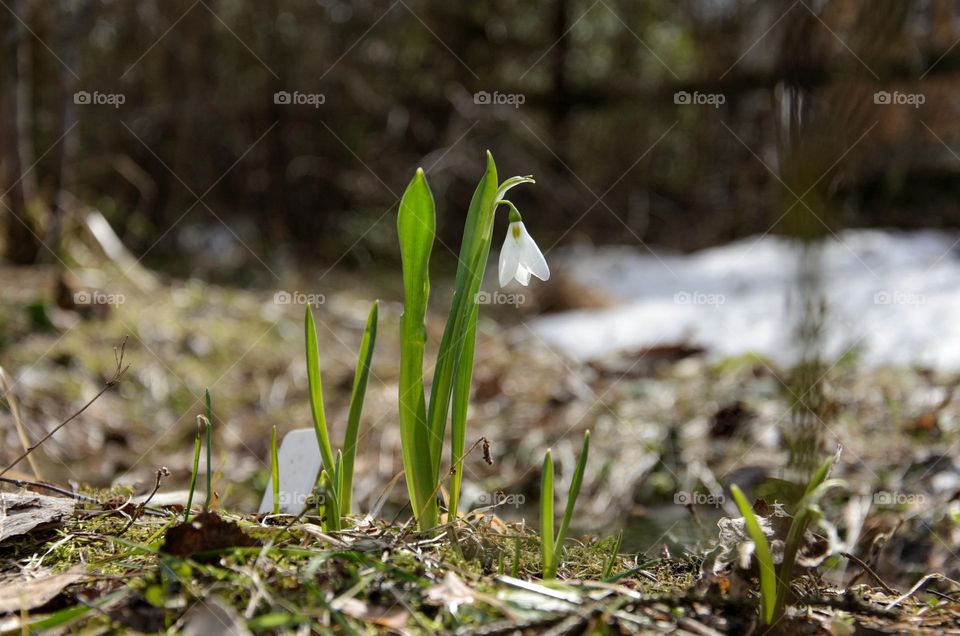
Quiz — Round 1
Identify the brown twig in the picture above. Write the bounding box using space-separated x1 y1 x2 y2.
120 466 169 533
842 551 897 595
0 475 100 502
0 337 129 478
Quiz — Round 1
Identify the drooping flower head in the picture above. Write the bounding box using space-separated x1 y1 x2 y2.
498 201 550 287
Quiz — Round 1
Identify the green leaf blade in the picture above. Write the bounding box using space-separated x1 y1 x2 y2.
426 151 499 490
447 303 478 521
184 418 203 522
540 449 556 578
306 307 337 478
320 469 341 532
340 300 378 515
730 485 777 624
397 168 437 529
555 430 590 556
271 425 280 515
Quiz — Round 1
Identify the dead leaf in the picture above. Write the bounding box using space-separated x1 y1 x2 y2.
711 501 834 576
709 401 754 438
0 492 75 543
333 597 408 630
424 572 475 612
906 411 941 437
182 597 251 636
0 567 83 614
161 512 258 559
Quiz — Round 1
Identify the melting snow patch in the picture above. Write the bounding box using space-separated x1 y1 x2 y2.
526 230 960 369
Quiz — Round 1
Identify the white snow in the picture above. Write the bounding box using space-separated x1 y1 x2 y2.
526 230 960 369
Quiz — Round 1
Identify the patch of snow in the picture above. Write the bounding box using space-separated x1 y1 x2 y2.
525 230 960 368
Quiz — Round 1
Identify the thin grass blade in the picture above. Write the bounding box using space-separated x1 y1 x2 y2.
804 454 836 498
305 307 337 477
184 418 203 522
731 484 777 624
335 449 344 524
554 430 590 558
204 388 213 510
271 425 280 515
320 470 341 532
540 449 556 577
602 530 624 580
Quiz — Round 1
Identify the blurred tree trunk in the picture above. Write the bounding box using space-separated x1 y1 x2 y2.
2 0 41 264
548 0 570 168
263 0 292 246
47 0 88 258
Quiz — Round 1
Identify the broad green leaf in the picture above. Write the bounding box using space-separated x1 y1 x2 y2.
427 151 499 491
306 307 337 477
340 300 378 514
397 168 436 528
447 302 478 521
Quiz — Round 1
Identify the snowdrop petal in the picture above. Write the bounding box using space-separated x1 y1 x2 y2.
499 232 521 287
516 265 532 286
518 227 550 282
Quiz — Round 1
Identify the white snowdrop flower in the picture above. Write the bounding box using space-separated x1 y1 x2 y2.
497 202 550 287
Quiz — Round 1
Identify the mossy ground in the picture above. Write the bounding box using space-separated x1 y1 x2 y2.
2 266 960 633
3 502 958 634
3 507 695 634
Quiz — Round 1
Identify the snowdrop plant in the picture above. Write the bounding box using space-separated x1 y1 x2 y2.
398 152 544 530
304 301 378 531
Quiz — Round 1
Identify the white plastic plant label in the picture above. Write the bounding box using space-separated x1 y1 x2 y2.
258 428 323 515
